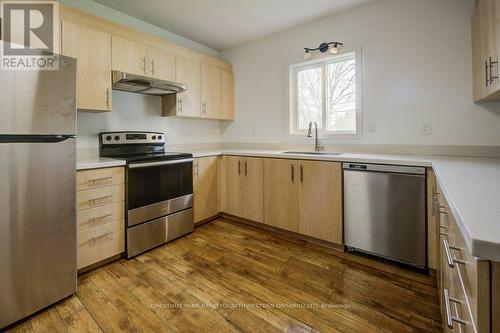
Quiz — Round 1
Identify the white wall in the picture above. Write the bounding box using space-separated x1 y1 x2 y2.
60 0 224 149
221 0 500 146
77 92 222 149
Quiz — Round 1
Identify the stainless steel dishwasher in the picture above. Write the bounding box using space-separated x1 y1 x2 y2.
343 163 426 268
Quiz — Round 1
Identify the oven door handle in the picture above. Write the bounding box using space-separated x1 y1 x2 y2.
128 158 193 169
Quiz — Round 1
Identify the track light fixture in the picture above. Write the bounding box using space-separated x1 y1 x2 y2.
304 42 343 59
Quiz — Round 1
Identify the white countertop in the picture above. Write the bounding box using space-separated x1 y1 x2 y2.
76 156 126 170
77 149 500 262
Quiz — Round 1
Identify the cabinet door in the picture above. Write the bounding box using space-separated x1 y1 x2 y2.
201 64 222 119
297 161 342 244
176 56 201 117
222 71 235 120
263 158 298 232
193 156 219 223
147 47 176 81
241 157 264 223
111 36 147 76
61 21 112 111
221 156 245 217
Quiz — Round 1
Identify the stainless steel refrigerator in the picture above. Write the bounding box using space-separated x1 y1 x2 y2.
0 56 77 328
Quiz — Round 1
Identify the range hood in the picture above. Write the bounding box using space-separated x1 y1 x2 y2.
112 71 186 96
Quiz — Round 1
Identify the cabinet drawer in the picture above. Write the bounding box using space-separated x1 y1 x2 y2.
77 220 124 269
444 264 476 333
77 167 124 191
77 202 125 230
446 211 490 332
77 184 124 211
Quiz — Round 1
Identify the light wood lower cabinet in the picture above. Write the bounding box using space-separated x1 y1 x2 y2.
263 159 299 232
221 156 263 223
76 167 125 270
436 182 491 333
263 158 342 244
297 160 342 244
193 156 220 223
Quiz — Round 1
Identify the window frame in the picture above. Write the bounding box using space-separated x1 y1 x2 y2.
288 46 363 139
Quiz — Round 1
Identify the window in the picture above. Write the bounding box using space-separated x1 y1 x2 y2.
290 50 362 138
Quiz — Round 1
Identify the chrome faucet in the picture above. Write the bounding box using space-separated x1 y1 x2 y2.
307 121 322 152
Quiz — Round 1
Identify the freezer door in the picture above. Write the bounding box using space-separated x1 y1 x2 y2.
0 55 76 135
0 138 76 328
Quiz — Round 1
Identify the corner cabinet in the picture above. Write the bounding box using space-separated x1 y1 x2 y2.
263 159 342 244
193 156 220 223
61 20 112 112
472 0 500 101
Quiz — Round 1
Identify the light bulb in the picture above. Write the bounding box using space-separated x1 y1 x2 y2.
304 50 312 60
329 44 339 54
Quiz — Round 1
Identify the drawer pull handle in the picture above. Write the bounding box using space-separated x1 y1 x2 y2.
90 231 113 242
89 177 113 185
443 288 467 329
443 239 466 268
89 214 113 224
89 195 112 205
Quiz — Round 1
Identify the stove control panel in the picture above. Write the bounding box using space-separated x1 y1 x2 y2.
100 131 165 145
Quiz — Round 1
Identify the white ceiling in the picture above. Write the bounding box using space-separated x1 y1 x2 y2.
95 0 373 51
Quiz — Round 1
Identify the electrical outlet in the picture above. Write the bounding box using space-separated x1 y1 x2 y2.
368 121 376 134
421 121 432 135
251 128 256 137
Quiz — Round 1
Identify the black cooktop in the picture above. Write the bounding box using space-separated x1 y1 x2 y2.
110 152 193 164
98 131 192 164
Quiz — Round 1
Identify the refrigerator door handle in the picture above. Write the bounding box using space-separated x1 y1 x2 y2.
0 135 75 143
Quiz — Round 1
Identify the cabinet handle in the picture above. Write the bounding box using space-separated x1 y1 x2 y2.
442 239 466 268
291 164 294 183
244 161 248 176
443 289 466 329
194 162 199 177
485 60 490 87
88 195 112 206
105 88 110 109
150 59 155 76
142 56 147 74
300 165 304 183
88 213 113 225
89 176 113 186
90 231 114 242
202 102 207 114
489 57 498 84
178 98 183 114
238 160 241 176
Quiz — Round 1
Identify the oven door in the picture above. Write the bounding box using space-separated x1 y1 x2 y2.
127 158 193 227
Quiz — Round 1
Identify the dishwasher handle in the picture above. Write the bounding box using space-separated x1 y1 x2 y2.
342 163 426 175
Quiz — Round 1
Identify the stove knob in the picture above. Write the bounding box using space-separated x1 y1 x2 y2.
114 136 120 141
152 135 157 140
105 135 112 141
158 135 162 140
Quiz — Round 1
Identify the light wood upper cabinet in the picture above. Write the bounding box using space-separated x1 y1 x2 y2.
193 156 220 223
175 56 202 117
111 36 147 76
201 64 223 119
221 156 263 223
472 0 500 101
147 47 176 81
61 20 112 112
263 159 299 232
222 71 235 120
297 161 342 244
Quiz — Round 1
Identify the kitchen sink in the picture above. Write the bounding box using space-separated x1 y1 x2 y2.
281 151 343 156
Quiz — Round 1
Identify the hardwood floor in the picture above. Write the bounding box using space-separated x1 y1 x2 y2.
4 219 442 333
